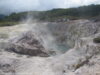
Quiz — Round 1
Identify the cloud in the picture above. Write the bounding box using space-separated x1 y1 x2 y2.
0 0 100 14
66 0 100 8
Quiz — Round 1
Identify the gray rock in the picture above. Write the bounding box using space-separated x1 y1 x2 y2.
6 31 49 57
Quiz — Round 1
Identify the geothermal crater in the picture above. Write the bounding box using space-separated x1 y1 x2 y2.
0 20 100 75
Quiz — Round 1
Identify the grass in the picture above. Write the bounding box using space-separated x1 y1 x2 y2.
0 22 19 27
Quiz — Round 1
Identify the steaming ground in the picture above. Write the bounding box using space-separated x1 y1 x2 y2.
0 23 60 51
0 22 64 75
0 20 100 75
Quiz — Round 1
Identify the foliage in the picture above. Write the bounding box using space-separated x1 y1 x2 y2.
0 22 19 27
0 4 100 22
93 37 100 43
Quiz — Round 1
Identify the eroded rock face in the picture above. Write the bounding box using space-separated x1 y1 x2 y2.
48 20 100 48
0 33 100 75
48 33 100 75
6 31 49 57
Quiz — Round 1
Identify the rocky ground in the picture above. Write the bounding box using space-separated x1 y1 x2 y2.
0 19 100 75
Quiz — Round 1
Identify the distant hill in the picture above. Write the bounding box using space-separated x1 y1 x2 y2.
0 14 5 19
0 4 100 22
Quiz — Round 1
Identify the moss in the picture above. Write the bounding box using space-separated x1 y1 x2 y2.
93 37 100 43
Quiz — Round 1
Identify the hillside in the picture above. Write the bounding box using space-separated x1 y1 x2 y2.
0 4 100 23
0 14 5 19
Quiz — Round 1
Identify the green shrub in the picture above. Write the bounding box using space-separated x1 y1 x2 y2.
93 37 100 43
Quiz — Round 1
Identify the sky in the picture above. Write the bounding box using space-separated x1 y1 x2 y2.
0 0 100 15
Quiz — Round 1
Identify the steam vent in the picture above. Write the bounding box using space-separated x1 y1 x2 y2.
6 31 49 57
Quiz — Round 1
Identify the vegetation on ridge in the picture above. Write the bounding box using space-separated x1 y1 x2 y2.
0 4 100 26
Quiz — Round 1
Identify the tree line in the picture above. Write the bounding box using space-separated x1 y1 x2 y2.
0 4 100 22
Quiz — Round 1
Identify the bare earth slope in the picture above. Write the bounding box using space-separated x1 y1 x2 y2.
0 20 100 75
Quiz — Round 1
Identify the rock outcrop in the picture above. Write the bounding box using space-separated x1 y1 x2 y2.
48 20 100 48
6 31 49 57
50 34 100 75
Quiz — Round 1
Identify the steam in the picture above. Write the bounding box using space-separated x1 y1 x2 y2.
5 15 63 55
25 20 61 54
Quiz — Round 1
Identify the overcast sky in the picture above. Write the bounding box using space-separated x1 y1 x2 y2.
0 0 100 15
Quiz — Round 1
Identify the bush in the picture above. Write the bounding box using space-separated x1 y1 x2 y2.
93 37 100 43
